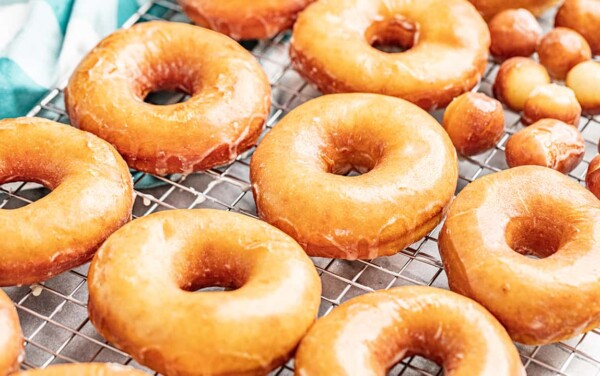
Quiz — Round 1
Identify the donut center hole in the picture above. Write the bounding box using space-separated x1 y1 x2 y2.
388 355 442 375
505 215 575 258
323 138 385 176
366 16 419 53
137 62 196 105
0 180 51 210
174 248 249 293
144 88 191 105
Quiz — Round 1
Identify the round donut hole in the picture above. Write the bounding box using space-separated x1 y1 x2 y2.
173 249 249 293
390 355 441 374
324 143 383 177
0 181 50 210
505 210 576 259
144 88 191 105
365 16 419 53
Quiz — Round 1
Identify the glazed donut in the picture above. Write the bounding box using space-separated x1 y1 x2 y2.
442 92 505 156
488 8 542 59
88 209 321 376
178 0 315 40
0 290 22 375
586 155 600 200
537 27 591 80
555 0 600 55
296 286 525 376
505 119 584 174
251 94 457 259
439 166 600 344
290 0 490 110
17 364 147 376
66 21 270 176
566 61 600 115
469 0 560 19
0 118 133 286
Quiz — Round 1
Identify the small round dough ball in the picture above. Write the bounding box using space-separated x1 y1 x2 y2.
523 84 581 126
493 57 550 111
538 27 591 80
566 61 600 115
586 155 600 200
555 0 600 55
505 118 584 173
443 92 505 156
489 9 542 59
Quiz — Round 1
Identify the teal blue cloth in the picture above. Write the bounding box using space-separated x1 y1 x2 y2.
0 0 163 188
0 0 148 118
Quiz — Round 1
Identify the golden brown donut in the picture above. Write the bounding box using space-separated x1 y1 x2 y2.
295 286 525 376
439 165 600 344
66 21 271 176
538 27 591 80
443 92 505 156
177 0 315 40
493 57 550 111
505 119 584 174
555 0 600 55
586 155 600 199
0 290 23 375
0 118 133 286
566 61 600 115
251 94 458 259
469 0 560 19
522 84 581 126
17 364 147 376
88 209 321 376
290 0 490 110
488 8 542 59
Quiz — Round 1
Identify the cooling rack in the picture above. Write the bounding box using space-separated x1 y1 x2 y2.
2 0 600 375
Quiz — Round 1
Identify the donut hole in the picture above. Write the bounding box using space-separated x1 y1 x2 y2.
505 213 576 258
173 248 250 293
0 180 51 209
389 355 441 375
365 16 419 53
322 138 385 176
136 63 196 105
144 89 191 105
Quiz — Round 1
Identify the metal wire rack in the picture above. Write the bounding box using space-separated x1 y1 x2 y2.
2 0 600 375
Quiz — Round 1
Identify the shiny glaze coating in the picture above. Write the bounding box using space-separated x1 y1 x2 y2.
88 209 321 376
493 57 550 111
295 286 525 376
17 364 147 376
66 21 271 176
489 8 542 59
522 84 581 126
250 94 458 259
555 0 600 55
0 118 133 286
0 290 23 374
566 61 600 115
469 0 559 19
439 166 600 344
537 27 591 80
178 0 315 40
586 155 600 199
289 0 490 111
505 119 584 173
443 92 505 156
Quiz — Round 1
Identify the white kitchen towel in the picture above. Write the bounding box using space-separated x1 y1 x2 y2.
0 0 148 118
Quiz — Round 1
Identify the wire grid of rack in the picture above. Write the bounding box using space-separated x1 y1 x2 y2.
2 0 600 375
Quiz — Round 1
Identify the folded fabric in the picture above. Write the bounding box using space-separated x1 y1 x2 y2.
0 0 170 189
0 0 148 119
